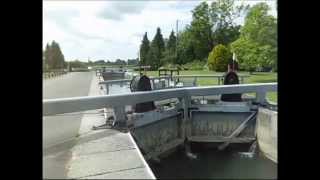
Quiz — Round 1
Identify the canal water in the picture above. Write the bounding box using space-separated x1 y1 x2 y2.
149 144 277 179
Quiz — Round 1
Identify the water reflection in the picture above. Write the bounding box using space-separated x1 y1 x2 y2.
150 145 277 179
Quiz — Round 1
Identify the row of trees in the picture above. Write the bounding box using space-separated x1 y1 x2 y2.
139 28 177 70
43 39 140 71
139 0 277 72
231 3 277 72
43 41 66 70
90 58 139 66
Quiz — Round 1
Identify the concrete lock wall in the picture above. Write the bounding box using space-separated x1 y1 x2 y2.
131 111 257 159
256 107 277 163
131 115 182 159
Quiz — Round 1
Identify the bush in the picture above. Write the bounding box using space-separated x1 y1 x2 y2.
207 44 232 72
182 60 206 70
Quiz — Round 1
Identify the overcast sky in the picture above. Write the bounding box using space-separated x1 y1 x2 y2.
43 0 277 62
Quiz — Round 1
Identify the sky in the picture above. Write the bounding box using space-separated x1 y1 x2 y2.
43 0 277 62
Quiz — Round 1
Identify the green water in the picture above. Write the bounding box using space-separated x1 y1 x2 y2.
149 145 277 179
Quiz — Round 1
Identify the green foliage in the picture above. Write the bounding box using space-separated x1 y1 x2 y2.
210 0 248 45
182 60 207 71
44 41 66 70
190 2 213 60
69 60 87 68
167 30 176 55
139 32 150 66
136 0 276 73
213 25 241 45
115 59 127 65
146 47 158 70
161 30 177 65
161 50 175 66
177 27 195 65
208 44 231 72
127 59 139 65
231 3 277 71
149 27 165 70
174 0 247 65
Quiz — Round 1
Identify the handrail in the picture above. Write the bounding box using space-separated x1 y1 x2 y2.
98 76 171 85
173 74 250 78
98 74 250 84
43 83 277 116
98 74 251 94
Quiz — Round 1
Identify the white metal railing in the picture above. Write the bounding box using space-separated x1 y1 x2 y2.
43 83 276 117
172 74 250 85
43 70 68 79
98 74 251 94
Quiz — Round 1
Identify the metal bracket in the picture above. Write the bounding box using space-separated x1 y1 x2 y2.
218 111 257 150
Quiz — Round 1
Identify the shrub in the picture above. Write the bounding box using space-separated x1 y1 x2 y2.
182 60 206 70
208 44 232 72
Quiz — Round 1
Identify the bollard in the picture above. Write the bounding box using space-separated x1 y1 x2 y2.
134 75 156 113
221 72 242 102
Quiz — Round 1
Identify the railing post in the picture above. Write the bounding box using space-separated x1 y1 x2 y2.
152 79 155 89
256 91 267 105
113 106 127 127
106 84 109 95
178 95 191 139
193 77 197 86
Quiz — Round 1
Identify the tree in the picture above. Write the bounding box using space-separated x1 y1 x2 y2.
94 60 106 65
210 0 248 45
213 25 241 46
162 30 177 65
190 2 213 61
139 32 150 66
127 58 138 65
208 44 231 72
231 3 277 72
146 47 157 70
149 27 165 70
44 43 51 70
44 41 66 70
69 60 86 68
43 50 47 71
176 26 196 65
175 0 247 65
167 30 177 54
51 41 65 69
115 59 127 65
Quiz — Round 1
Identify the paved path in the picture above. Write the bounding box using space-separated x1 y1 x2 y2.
43 72 94 148
43 72 94 99
43 73 155 179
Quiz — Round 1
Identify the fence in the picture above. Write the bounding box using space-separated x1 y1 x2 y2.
98 74 250 94
43 83 277 122
43 70 68 79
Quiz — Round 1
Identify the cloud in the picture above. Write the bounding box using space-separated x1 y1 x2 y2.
43 0 277 62
98 1 148 20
